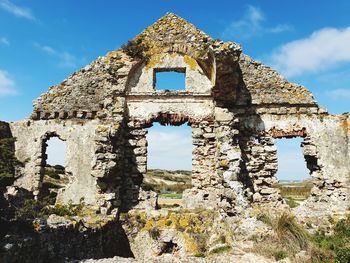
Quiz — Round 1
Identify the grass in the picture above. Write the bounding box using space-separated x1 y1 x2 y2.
210 244 231 254
15 197 85 220
141 169 191 196
284 197 299 208
275 213 309 252
273 250 288 260
311 215 350 263
276 181 312 198
258 212 309 252
255 212 350 263
159 193 182 199
274 180 313 208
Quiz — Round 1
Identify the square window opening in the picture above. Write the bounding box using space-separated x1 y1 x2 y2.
154 68 186 91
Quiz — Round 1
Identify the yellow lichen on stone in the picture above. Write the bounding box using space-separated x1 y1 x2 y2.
168 212 177 227
139 211 146 221
184 55 197 70
145 54 163 71
340 115 349 137
179 214 190 228
112 123 120 130
157 218 167 228
219 159 229 168
143 219 155 231
103 50 125 64
96 125 108 133
182 232 200 254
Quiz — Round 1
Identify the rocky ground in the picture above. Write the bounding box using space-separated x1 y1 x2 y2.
78 253 280 263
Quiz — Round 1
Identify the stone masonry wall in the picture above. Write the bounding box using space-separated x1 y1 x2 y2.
5 13 349 222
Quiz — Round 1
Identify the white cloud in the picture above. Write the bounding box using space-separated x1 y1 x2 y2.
0 70 17 96
34 43 78 68
147 125 193 171
270 27 350 77
0 0 35 20
326 88 350 100
269 24 293 33
58 51 78 68
0 37 9 46
34 43 56 55
222 5 292 39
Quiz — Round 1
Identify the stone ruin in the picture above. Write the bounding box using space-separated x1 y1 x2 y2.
3 13 349 219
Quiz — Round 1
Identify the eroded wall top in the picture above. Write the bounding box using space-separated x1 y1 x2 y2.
31 13 319 121
237 54 318 106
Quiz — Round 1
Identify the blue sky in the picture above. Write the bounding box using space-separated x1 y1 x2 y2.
1 1 349 180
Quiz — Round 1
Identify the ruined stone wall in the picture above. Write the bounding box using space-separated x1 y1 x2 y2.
5 13 349 220
10 120 99 203
237 54 318 107
236 112 349 215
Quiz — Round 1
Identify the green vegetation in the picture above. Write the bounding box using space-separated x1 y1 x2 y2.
0 138 22 187
121 38 148 60
15 197 85 220
311 215 350 263
148 227 161 240
273 250 288 260
45 164 65 179
160 192 183 199
275 180 313 208
210 245 231 254
141 169 191 197
256 212 350 263
258 212 309 252
284 197 300 208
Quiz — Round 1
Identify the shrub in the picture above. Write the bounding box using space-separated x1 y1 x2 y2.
285 197 299 208
121 38 148 59
211 244 231 254
312 215 350 263
0 138 22 187
275 213 309 251
15 197 85 220
257 212 309 253
149 227 160 240
273 250 288 260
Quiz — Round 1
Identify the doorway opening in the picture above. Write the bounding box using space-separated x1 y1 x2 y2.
143 122 193 208
40 136 68 202
275 137 312 208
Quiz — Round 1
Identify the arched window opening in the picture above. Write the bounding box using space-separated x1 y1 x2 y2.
275 137 312 208
143 122 193 208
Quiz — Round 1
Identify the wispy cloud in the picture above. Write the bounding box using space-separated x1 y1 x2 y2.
0 70 17 96
326 88 350 100
222 5 292 39
35 43 56 55
34 43 78 68
270 27 350 77
0 37 9 46
58 51 78 68
0 0 35 20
